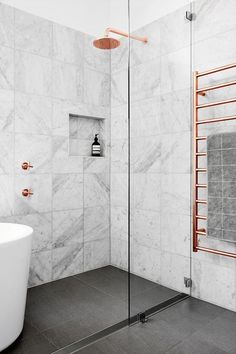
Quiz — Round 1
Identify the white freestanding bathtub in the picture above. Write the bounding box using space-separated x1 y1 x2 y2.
0 223 33 351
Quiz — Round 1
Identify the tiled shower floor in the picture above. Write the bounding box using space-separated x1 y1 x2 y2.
3 266 178 354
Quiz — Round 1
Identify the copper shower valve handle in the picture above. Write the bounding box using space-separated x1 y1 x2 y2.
22 188 34 197
22 161 33 170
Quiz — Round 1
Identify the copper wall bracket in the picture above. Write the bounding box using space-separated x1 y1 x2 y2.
22 188 33 197
22 161 33 170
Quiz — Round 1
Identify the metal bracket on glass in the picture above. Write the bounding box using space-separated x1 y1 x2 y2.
138 312 148 323
184 277 192 288
186 11 193 21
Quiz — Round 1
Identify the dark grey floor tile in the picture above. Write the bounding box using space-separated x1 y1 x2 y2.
167 335 229 354
25 276 127 332
75 337 128 354
130 284 178 315
2 333 57 354
42 314 110 349
75 266 157 301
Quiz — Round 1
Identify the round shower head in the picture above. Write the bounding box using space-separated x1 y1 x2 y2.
93 37 120 50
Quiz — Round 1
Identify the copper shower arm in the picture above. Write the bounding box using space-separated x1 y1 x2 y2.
104 27 148 43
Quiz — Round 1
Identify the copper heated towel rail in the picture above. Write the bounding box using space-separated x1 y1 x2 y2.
192 62 236 259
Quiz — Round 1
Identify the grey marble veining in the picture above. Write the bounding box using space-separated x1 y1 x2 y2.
83 68 110 107
84 173 109 207
15 92 52 135
29 250 52 287
84 205 109 242
0 89 14 133
0 3 14 47
15 50 52 96
52 173 83 210
15 9 52 57
0 174 14 217
0 46 14 90
0 132 13 174
53 23 84 65
131 136 161 173
84 238 109 272
53 209 83 248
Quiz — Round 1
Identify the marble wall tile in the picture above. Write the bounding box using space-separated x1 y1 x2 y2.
84 173 109 207
84 157 108 174
130 58 161 102
29 250 52 287
70 116 105 140
161 132 191 174
52 136 83 174
160 252 190 293
84 34 110 74
131 173 160 211
160 5 190 56
84 205 109 242
0 133 13 174
52 243 83 280
161 173 191 216
15 9 52 57
160 89 191 134
111 69 128 107
193 0 236 44
192 258 236 311
0 89 14 133
15 134 52 174
130 97 161 138
0 46 14 90
15 93 52 135
131 209 160 249
53 23 84 65
111 138 128 173
14 213 52 253
111 104 128 140
15 50 52 96
111 206 128 241
53 60 83 101
0 175 14 217
160 46 190 95
0 3 14 47
52 173 83 210
83 68 110 107
84 238 109 272
193 28 236 73
15 174 52 215
53 209 83 248
161 212 190 257
131 136 161 173
130 20 161 66
111 237 128 271
110 173 128 208
130 241 161 283
111 38 128 73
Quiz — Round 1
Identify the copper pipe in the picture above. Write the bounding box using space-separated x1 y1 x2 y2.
196 184 207 188
196 230 206 236
198 91 206 96
104 27 148 43
196 136 207 140
196 215 207 220
196 199 207 204
196 152 207 156
197 115 236 125
197 62 236 77
197 79 236 94
196 168 207 172
197 98 236 109
197 246 236 259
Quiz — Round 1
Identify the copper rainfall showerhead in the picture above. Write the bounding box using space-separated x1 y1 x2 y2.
93 27 148 50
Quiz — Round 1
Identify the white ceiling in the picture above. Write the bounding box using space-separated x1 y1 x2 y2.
1 0 190 36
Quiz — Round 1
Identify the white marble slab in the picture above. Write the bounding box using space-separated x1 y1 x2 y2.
84 205 109 242
0 133 13 174
53 209 83 248
15 93 52 135
84 238 109 272
111 237 128 271
0 46 14 90
52 173 83 210
52 243 83 280
83 68 110 107
111 206 128 241
15 9 52 57
84 173 109 207
131 173 160 212
0 89 14 133
15 50 52 96
29 250 52 287
0 174 14 217
0 3 14 47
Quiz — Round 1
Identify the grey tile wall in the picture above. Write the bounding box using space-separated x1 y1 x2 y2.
0 2 111 287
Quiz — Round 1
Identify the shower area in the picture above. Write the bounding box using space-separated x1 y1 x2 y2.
0 0 236 352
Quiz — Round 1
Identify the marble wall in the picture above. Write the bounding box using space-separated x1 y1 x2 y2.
110 0 236 311
0 2 111 286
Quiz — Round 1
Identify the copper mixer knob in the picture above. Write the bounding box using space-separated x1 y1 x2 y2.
22 188 34 197
21 161 33 170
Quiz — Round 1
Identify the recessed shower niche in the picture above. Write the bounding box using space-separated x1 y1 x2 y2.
69 114 106 157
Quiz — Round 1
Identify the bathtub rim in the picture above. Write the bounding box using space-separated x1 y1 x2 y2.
0 223 33 245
